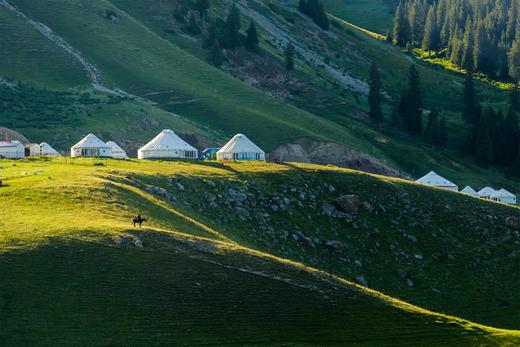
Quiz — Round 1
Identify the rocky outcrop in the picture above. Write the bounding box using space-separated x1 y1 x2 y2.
268 138 402 177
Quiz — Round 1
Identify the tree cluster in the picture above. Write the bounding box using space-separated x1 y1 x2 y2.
298 0 330 30
461 73 520 175
392 0 520 81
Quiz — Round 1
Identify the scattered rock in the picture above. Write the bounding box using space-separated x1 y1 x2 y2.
325 240 343 252
406 279 415 287
505 216 519 230
356 276 368 287
335 195 360 214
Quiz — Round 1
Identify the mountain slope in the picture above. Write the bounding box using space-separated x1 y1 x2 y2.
0 158 519 345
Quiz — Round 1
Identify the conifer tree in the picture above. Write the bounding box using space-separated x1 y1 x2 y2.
368 63 384 122
285 43 295 71
507 143 520 178
425 108 439 144
245 21 259 52
438 116 448 147
192 0 210 21
222 4 241 49
511 87 520 112
422 6 440 52
461 19 474 71
491 110 507 165
509 35 520 82
393 1 409 47
462 72 479 125
185 12 201 35
474 110 494 167
405 65 423 133
203 18 218 49
505 106 520 163
209 40 224 67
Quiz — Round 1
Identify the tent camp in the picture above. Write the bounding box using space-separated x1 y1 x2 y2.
415 171 458 191
461 186 478 196
107 141 129 159
216 134 265 161
71 134 112 158
491 189 517 205
29 142 60 157
477 187 497 199
138 129 198 160
0 140 24 159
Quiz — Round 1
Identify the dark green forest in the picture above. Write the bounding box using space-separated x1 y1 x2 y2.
392 0 520 81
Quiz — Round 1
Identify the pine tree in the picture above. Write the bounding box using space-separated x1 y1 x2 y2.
509 35 520 81
505 106 520 163
299 0 329 30
474 111 494 167
209 40 224 67
438 116 449 146
461 19 474 71
511 87 520 112
422 6 440 52
368 63 384 122
462 72 479 125
221 4 241 49
185 12 201 35
425 108 439 144
507 142 520 178
490 109 508 165
245 21 259 52
393 1 409 47
285 43 295 71
203 18 218 49
192 0 210 21
401 65 423 134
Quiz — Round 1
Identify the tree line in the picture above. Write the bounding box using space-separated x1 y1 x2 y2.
369 63 520 177
392 0 520 82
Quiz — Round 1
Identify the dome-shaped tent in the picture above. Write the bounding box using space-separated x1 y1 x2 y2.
107 141 129 159
216 134 265 161
477 187 497 199
71 134 112 158
29 142 60 157
138 129 197 159
461 186 478 196
490 189 516 205
415 171 458 191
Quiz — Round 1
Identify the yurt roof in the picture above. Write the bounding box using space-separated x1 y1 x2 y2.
217 134 264 154
478 187 497 196
491 188 515 199
461 186 477 195
72 134 110 149
0 140 23 148
139 129 196 151
39 142 60 154
106 141 126 153
416 171 457 188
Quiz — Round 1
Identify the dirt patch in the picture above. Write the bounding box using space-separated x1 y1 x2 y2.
268 138 402 177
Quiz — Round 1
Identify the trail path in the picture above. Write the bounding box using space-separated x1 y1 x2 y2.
0 0 135 98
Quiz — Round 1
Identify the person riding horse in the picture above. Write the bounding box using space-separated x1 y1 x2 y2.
133 214 147 227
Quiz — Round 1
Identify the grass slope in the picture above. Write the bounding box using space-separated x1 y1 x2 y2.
0 158 520 346
322 0 394 34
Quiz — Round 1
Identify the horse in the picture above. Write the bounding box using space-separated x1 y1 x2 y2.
133 215 147 227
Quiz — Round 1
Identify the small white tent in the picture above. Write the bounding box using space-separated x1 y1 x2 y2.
0 140 24 159
491 189 517 205
138 129 197 160
29 142 60 157
415 171 458 191
216 134 265 161
107 141 129 159
71 134 112 158
461 186 478 196
477 187 497 199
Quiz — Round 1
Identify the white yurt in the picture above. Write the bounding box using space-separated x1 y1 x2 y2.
490 189 517 205
107 141 129 159
415 171 458 191
461 186 478 196
0 140 24 159
216 134 265 161
138 129 198 160
71 134 112 158
477 187 497 199
29 142 60 157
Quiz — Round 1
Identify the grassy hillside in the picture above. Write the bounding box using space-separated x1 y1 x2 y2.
1 158 520 345
322 0 394 34
2 0 520 194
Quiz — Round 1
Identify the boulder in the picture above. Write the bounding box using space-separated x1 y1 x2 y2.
355 276 368 287
335 195 360 214
325 240 343 252
320 203 336 216
505 216 519 230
